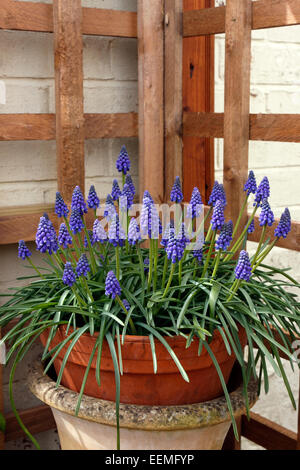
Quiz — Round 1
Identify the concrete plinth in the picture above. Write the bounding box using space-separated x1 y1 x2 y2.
28 360 258 450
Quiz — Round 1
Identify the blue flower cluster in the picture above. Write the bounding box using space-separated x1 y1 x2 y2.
58 223 73 249
186 187 203 219
36 214 58 255
116 145 131 175
275 208 291 239
71 186 88 215
111 180 122 201
105 271 121 299
259 199 275 227
63 262 76 287
18 240 32 260
76 254 90 278
244 171 257 196
235 251 252 282
108 214 126 247
208 181 226 207
215 221 233 251
128 218 141 246
211 201 225 231
254 177 270 207
87 185 100 210
55 192 69 218
170 177 183 203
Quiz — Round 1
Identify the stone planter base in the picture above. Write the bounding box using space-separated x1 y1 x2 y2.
28 360 258 450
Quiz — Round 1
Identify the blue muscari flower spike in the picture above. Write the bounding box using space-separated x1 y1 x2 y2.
170 176 183 203
128 218 141 246
76 254 90 278
259 199 275 227
235 250 252 282
69 208 85 234
244 170 257 196
211 200 225 231
254 177 270 207
18 240 32 260
55 192 69 218
87 185 100 210
193 248 203 265
111 180 122 202
105 271 121 299
63 262 76 287
84 230 96 248
123 299 130 312
275 208 291 239
140 191 160 239
175 222 190 249
218 184 227 207
108 214 126 247
93 219 108 243
186 187 203 219
215 221 233 251
58 223 73 249
104 194 117 221
165 228 185 263
116 145 131 175
247 219 255 234
161 222 174 248
71 186 88 215
125 174 136 197
36 214 58 255
144 258 150 274
208 181 220 206
120 183 134 212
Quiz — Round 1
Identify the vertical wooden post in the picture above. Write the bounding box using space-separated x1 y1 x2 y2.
164 0 183 201
223 0 252 232
183 0 214 203
53 0 85 203
222 0 252 449
138 0 165 203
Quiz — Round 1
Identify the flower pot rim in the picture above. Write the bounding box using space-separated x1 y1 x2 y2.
58 324 227 344
28 357 258 432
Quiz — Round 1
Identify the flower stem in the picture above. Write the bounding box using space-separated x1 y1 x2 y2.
27 257 45 279
162 263 175 298
162 254 169 289
232 194 249 240
82 217 97 275
63 216 81 259
252 224 267 267
211 250 222 279
115 246 120 280
224 205 258 262
147 239 154 293
201 230 217 279
226 279 242 302
253 238 277 272
116 295 137 335
153 239 159 292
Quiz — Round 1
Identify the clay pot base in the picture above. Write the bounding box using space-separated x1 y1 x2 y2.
28 359 258 450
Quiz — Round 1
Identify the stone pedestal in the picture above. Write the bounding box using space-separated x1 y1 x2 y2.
28 360 258 450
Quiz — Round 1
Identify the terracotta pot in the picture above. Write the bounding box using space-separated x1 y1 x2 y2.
40 325 247 406
28 359 258 450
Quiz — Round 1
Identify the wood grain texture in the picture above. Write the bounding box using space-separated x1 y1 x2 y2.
5 405 56 442
0 0 137 37
183 112 300 142
164 0 183 200
183 0 300 37
0 113 138 141
138 0 164 204
248 215 300 252
183 0 214 204
53 0 85 203
0 205 95 245
242 412 297 450
223 0 252 234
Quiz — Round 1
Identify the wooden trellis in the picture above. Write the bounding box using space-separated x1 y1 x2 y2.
1 0 300 451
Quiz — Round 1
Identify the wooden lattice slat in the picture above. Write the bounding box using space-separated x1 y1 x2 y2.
138 0 165 204
183 0 300 37
0 0 137 38
183 112 300 143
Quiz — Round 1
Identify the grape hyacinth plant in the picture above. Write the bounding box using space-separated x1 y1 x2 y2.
1 148 300 452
